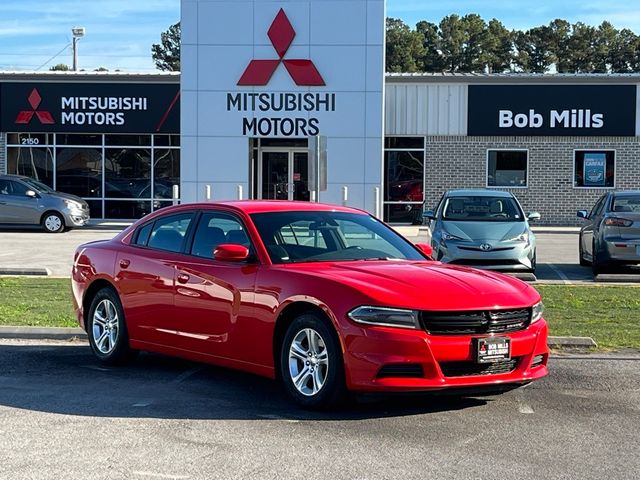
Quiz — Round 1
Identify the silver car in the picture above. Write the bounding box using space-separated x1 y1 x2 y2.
578 191 640 275
424 190 539 273
0 174 90 233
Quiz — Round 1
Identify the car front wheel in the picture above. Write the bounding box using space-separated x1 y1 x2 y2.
42 212 65 233
87 287 137 365
280 312 345 409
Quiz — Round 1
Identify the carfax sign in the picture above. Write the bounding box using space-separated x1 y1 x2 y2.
468 85 637 136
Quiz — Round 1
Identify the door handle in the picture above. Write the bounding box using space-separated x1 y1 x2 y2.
177 273 190 284
119 259 130 269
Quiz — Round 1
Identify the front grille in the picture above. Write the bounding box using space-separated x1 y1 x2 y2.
458 246 515 252
440 357 519 377
421 308 530 335
377 364 424 378
449 259 521 266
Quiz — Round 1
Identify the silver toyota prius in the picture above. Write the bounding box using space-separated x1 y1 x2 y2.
424 190 540 273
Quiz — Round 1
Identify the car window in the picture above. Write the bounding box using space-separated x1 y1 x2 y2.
442 196 524 222
612 195 640 213
190 212 251 259
589 195 606 218
0 180 10 195
251 211 424 264
147 213 194 253
134 222 154 246
0 180 30 196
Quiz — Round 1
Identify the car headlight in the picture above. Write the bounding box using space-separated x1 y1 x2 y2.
348 306 420 330
441 231 464 242
531 301 544 324
505 231 529 243
64 200 83 210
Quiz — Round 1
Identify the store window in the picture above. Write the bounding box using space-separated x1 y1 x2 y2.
487 150 528 188
574 150 615 188
5 133 181 220
383 137 425 224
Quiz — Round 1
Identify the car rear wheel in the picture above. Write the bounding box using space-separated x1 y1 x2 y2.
87 287 137 365
42 212 65 233
592 242 608 276
280 312 345 409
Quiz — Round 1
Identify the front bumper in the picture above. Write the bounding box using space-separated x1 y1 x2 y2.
62 208 90 227
437 241 534 271
342 319 549 392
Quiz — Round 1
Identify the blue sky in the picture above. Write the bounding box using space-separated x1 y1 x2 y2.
1 1 639 72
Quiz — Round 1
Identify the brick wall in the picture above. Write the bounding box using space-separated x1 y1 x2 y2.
424 136 640 225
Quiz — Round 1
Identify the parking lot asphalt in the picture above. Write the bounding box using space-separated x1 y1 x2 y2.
1 226 638 283
0 339 638 480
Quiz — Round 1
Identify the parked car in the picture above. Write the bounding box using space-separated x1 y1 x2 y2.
72 201 548 408
423 190 540 273
578 191 640 274
0 174 90 233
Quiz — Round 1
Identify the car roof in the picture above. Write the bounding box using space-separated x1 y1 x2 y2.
0 174 29 181
445 189 514 198
613 191 640 197
164 200 367 215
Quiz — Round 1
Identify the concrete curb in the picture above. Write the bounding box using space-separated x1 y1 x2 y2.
0 268 50 276
0 327 596 349
0 326 86 340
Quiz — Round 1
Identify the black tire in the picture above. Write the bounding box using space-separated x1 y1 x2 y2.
280 312 346 409
530 251 537 274
41 211 65 233
591 242 607 277
87 287 138 365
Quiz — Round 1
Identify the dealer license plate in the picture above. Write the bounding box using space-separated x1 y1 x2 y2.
475 337 511 364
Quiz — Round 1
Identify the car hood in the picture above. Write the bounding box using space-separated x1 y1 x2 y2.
47 191 87 204
282 260 538 311
441 220 526 242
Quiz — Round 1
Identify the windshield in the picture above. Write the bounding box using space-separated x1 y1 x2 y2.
250 211 426 264
22 178 55 194
442 196 524 222
612 196 640 214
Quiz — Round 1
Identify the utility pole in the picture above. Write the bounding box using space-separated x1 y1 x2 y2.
71 27 86 71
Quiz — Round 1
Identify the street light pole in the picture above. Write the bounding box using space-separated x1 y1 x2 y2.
71 27 85 71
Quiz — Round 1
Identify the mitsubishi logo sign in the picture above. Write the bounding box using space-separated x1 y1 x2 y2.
15 88 55 125
238 9 325 86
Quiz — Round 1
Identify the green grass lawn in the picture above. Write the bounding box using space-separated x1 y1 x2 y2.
0 278 638 350
535 285 640 350
0 278 77 328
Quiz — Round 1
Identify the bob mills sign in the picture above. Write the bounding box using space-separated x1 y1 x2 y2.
468 85 637 136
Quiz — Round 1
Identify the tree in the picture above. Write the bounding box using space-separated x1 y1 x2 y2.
548 19 572 72
416 21 445 71
385 18 425 72
152 22 181 71
439 15 466 72
49 63 71 71
482 19 514 72
514 26 554 73
610 28 639 72
566 22 598 72
460 14 487 72
94 67 109 72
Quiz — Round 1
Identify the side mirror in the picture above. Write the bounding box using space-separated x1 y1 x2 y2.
25 190 37 198
214 244 250 262
416 243 434 260
422 209 436 219
527 212 541 221
577 210 588 219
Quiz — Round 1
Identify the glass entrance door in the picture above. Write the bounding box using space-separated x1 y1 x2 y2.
260 151 309 201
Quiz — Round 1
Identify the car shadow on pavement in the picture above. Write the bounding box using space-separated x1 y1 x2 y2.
0 343 490 420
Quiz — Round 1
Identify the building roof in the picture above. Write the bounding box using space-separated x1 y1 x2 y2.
385 72 640 84
0 70 179 83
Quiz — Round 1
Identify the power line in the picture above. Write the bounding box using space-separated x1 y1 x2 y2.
35 43 72 71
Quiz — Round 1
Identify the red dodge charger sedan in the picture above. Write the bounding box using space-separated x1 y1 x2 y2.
72 201 548 408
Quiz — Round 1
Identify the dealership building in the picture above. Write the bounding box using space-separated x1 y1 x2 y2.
1 0 639 225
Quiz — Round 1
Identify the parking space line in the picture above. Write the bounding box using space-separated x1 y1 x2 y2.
548 264 571 284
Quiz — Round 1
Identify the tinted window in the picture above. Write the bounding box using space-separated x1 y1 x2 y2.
612 195 640 213
134 223 154 246
191 213 251 259
442 196 524 222
9 181 29 196
488 150 528 187
147 213 194 253
590 195 607 218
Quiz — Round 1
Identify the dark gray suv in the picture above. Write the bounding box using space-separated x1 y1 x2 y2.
0 174 90 233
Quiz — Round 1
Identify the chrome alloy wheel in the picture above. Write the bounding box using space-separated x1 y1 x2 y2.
44 215 62 232
92 299 119 354
288 328 329 397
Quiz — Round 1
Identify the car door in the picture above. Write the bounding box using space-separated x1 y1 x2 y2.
171 210 258 361
0 180 40 224
582 194 607 258
115 212 196 347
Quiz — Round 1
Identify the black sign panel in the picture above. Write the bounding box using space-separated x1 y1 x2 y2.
0 82 180 134
468 85 637 136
